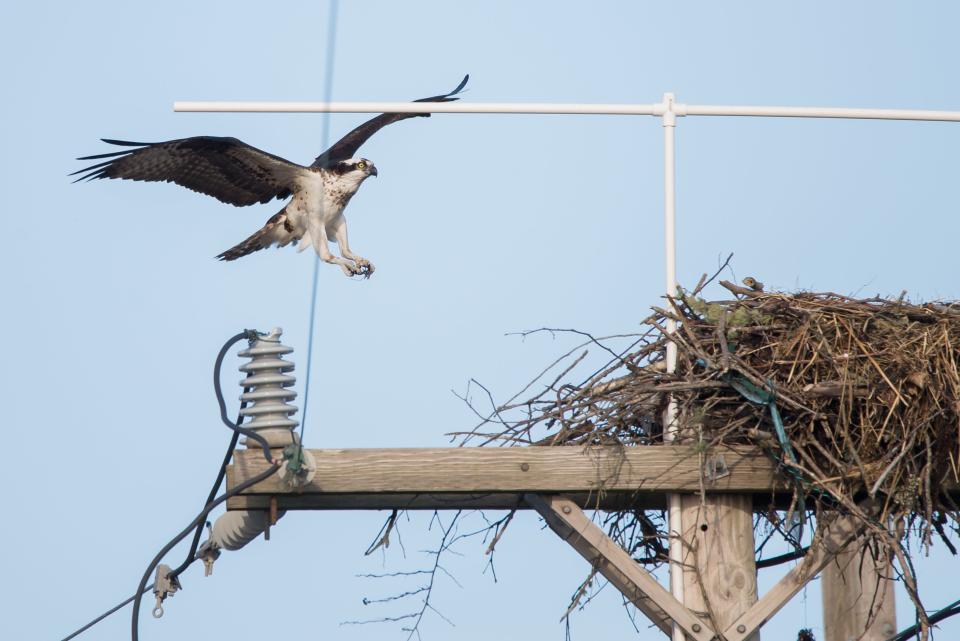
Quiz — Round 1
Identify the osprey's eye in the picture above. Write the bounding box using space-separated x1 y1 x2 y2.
356 161 367 170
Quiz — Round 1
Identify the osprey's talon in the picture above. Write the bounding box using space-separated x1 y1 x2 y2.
342 257 374 279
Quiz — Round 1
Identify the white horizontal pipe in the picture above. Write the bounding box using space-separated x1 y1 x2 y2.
173 101 660 115
681 104 960 122
174 100 960 122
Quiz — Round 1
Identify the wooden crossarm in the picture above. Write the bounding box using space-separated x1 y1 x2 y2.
226 446 788 511
525 494 716 641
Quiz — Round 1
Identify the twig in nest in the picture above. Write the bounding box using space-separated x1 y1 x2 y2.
691 252 735 296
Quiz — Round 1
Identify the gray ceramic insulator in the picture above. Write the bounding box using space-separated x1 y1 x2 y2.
202 328 296 557
207 510 284 551
237 327 299 448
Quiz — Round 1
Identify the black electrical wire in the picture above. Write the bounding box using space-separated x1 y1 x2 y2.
59 584 154 641
168 426 240 579
131 329 281 641
755 545 810 569
888 598 960 641
214 330 275 462
61 329 283 641
130 461 280 641
169 330 256 580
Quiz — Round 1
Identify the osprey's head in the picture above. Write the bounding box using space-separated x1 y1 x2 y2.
331 158 378 183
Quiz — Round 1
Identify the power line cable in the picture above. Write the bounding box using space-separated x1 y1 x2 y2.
60 584 154 641
61 329 277 641
755 546 811 569
131 329 281 641
211 330 274 461
168 428 240 579
888 598 960 641
170 330 253 580
130 461 280 641
299 0 340 445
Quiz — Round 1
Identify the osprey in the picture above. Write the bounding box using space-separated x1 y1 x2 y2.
73 75 468 277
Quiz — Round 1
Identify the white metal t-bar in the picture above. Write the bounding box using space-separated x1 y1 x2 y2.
175 101 661 115
175 99 960 122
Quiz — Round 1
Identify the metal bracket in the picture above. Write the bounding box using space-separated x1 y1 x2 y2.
196 539 221 577
151 564 181 618
279 443 317 488
705 454 730 482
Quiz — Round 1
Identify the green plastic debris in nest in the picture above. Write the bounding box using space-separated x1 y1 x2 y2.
680 290 772 327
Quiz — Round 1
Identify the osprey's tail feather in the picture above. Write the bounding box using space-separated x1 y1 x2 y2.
217 208 299 261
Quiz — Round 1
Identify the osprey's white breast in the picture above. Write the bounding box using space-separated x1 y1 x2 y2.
288 167 365 246
287 171 346 229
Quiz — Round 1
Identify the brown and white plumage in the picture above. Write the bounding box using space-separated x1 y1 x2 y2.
216 208 300 261
311 75 468 168
73 75 469 277
72 137 301 205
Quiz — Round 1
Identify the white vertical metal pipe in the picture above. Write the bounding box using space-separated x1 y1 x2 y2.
662 94 678 369
661 93 685 641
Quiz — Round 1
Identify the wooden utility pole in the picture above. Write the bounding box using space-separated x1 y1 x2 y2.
680 495 760 640
822 536 897 641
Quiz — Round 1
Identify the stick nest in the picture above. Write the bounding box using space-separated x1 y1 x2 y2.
464 280 960 634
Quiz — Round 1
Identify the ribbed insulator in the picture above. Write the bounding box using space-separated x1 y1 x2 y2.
237 327 299 448
208 510 283 551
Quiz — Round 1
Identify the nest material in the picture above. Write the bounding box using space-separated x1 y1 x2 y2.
672 284 960 523
469 279 960 636
492 281 960 519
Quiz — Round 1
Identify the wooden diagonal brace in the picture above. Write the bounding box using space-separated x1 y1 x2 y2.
722 502 876 641
525 494 715 641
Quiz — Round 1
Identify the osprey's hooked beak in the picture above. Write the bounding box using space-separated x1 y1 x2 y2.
369 165 378 177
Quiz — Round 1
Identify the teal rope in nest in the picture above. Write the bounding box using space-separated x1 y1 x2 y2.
721 370 807 540
721 371 798 465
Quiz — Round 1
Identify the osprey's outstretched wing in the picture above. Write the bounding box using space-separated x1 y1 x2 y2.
72 136 306 207
312 74 469 168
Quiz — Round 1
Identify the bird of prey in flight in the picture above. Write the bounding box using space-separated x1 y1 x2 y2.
73 75 469 277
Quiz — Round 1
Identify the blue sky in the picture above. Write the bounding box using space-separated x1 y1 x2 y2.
3 1 960 639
